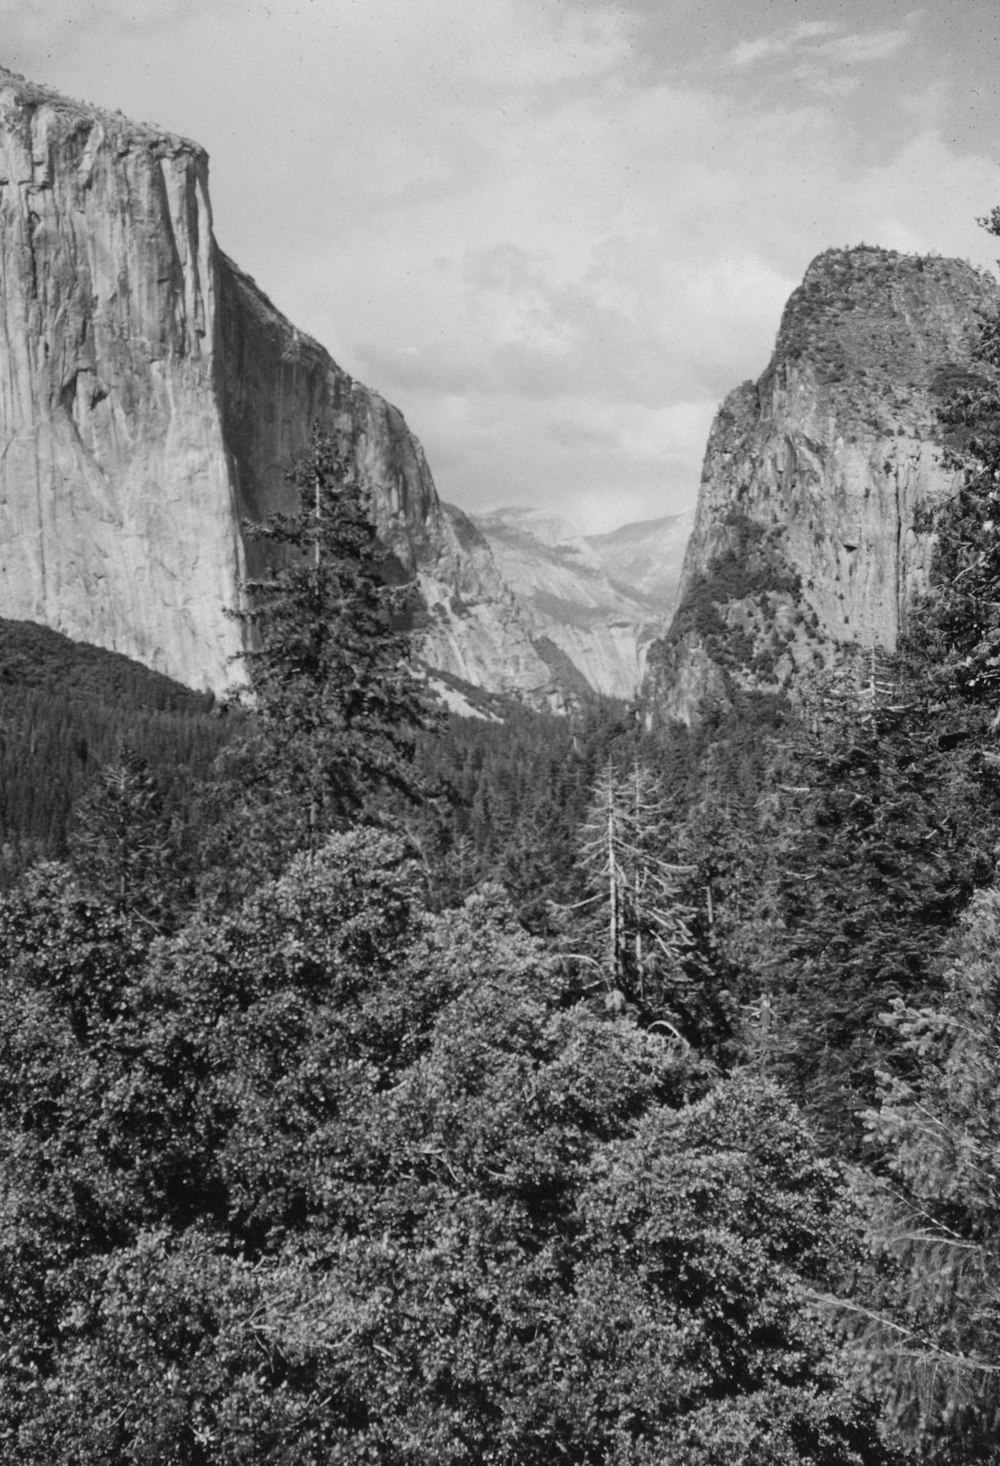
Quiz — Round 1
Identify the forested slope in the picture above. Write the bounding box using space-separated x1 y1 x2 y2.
0 618 231 880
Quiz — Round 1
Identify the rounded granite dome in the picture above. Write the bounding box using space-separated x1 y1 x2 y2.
769 246 999 433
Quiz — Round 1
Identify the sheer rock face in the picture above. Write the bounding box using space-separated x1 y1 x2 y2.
0 68 557 700
0 72 242 691
647 248 1000 724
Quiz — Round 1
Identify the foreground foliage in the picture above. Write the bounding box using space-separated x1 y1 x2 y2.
848 887 1000 1464
0 835 901 1464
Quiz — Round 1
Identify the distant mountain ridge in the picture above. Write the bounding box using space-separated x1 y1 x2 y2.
645 246 999 723
585 513 695 609
471 506 694 699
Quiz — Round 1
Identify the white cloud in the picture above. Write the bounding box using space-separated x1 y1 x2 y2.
721 20 839 71
815 29 911 65
718 16 912 90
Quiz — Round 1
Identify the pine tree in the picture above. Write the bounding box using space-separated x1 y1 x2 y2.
66 739 182 928
832 887 1000 1464
224 425 437 869
759 677 998 1145
568 759 733 1047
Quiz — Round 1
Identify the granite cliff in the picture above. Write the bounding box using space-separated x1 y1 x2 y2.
472 506 692 699
0 67 563 702
647 247 1000 723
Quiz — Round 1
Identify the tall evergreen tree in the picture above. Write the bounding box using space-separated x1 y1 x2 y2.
577 760 694 996
66 739 183 929
566 759 735 1050
219 425 437 875
835 887 1000 1464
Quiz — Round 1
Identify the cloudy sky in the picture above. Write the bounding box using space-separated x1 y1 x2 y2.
4 1 1000 532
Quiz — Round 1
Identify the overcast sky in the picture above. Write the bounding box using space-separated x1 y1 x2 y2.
4 0 1000 532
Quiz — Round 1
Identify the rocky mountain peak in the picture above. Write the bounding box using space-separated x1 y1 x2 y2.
768 246 994 430
647 247 1000 724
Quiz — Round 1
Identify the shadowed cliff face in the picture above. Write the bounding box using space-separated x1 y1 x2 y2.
215 257 444 571
0 67 562 701
647 247 1000 724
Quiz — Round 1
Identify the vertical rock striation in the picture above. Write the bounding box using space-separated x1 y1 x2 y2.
647 247 999 723
0 67 560 701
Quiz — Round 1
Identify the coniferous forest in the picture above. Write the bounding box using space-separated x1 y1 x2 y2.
8 254 1000 1465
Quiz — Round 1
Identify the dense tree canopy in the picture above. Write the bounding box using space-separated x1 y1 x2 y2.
0 838 902 1465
